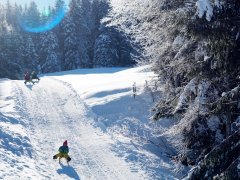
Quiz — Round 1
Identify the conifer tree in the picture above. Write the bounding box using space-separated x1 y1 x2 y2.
62 14 79 70
24 36 38 71
69 0 91 67
40 31 60 73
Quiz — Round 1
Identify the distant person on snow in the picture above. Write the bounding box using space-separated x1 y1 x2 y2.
24 72 31 84
53 140 71 163
31 71 40 81
133 82 137 99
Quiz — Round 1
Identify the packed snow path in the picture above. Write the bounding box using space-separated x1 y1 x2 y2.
13 77 148 180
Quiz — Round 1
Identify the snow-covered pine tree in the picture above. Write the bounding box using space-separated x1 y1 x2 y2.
91 0 111 67
69 0 91 68
107 0 239 177
5 0 15 26
62 14 79 70
92 0 109 26
93 32 117 67
93 26 134 67
52 0 66 69
0 3 23 79
24 36 39 71
23 1 40 29
39 31 60 73
142 0 240 177
16 34 27 68
107 0 168 65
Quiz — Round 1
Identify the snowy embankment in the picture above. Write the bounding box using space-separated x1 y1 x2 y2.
0 66 178 179
0 79 38 178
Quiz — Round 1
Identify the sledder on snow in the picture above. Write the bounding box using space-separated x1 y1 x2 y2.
53 140 71 164
24 71 40 84
31 71 40 81
24 72 31 84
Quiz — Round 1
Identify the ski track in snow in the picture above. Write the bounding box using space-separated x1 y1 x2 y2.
12 77 148 180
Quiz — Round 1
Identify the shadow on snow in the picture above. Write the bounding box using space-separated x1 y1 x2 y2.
43 67 129 76
57 162 80 180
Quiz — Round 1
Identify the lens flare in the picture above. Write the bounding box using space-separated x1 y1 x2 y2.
42 9 50 17
20 5 67 33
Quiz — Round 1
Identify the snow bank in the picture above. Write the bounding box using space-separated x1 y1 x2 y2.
49 66 154 107
0 79 39 179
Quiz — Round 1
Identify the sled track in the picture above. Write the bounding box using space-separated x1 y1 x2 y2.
47 77 128 179
13 77 146 180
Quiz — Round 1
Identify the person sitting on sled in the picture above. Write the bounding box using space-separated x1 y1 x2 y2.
24 72 31 84
31 71 40 81
53 140 71 163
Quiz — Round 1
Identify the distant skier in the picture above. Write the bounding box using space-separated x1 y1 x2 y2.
53 140 71 163
24 72 31 84
31 71 40 81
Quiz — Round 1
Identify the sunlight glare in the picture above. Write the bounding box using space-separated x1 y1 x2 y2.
42 9 50 17
16 0 69 33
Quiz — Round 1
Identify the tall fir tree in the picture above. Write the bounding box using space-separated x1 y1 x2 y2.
40 31 60 73
93 33 118 67
52 0 67 69
69 0 91 67
24 36 38 71
24 1 40 29
62 14 79 70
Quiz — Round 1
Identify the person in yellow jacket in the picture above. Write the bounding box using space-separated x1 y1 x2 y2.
53 140 71 163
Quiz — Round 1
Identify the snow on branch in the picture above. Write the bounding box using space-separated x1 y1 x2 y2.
185 129 240 179
174 78 198 114
209 86 240 114
195 0 213 21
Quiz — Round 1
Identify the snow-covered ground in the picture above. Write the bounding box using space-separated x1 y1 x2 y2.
0 66 178 179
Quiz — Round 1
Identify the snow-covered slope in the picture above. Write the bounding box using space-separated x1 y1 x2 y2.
0 66 177 179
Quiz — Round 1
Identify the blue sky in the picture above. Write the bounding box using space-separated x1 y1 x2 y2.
2 0 70 11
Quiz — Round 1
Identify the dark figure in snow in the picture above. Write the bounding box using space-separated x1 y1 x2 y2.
53 140 71 163
31 71 40 81
133 82 137 99
24 72 31 84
